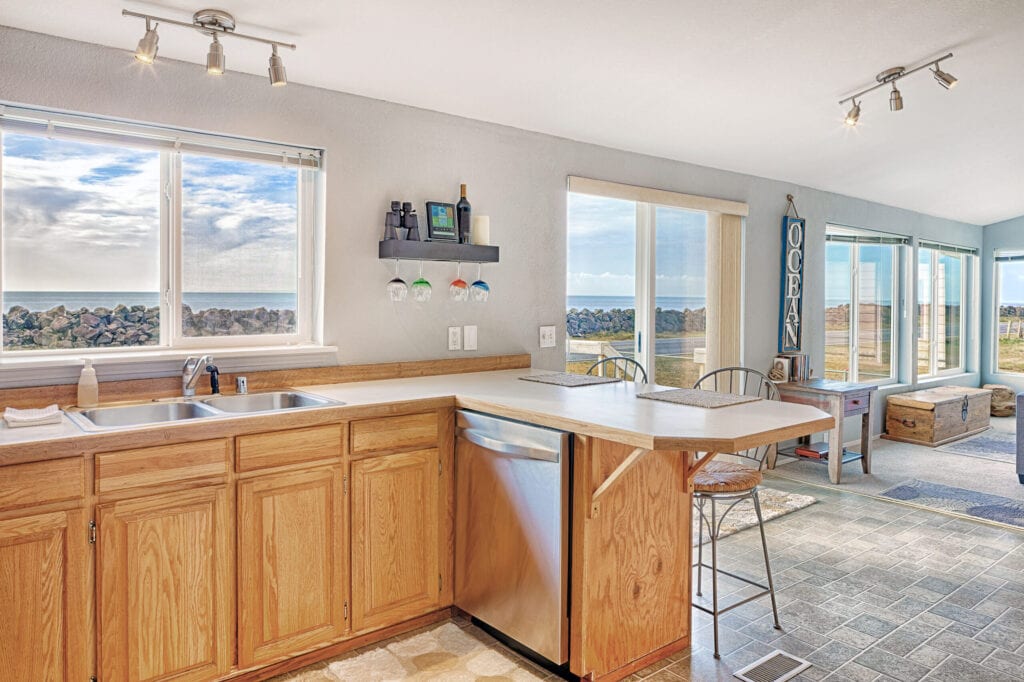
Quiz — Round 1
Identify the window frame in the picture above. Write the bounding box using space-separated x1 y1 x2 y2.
916 244 968 379
823 226 904 386
0 103 322 357
992 251 1024 375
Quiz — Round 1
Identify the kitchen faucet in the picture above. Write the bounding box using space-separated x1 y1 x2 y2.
182 355 213 397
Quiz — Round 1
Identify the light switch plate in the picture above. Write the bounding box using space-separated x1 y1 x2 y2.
539 325 556 348
463 325 478 351
448 326 462 351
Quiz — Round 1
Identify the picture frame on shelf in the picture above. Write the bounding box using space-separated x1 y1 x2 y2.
425 202 458 241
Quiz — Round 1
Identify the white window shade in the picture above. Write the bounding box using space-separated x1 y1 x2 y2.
568 176 748 216
0 103 322 168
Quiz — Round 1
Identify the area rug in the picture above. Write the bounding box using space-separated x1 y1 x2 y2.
299 621 548 681
935 429 1017 464
693 487 816 545
880 479 1024 529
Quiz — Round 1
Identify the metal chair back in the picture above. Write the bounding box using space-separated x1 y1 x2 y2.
587 356 648 383
693 366 779 469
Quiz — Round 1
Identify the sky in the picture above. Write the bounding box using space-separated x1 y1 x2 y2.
2 132 298 293
566 192 707 299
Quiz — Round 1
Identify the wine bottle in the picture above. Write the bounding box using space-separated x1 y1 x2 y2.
456 183 472 243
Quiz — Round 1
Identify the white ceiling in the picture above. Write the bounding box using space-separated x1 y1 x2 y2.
2 0 1024 225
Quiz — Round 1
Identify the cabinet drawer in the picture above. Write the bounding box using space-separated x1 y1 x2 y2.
0 457 85 511
96 439 229 494
236 424 342 472
844 394 870 416
350 412 439 455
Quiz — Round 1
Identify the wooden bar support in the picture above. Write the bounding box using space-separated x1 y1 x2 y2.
590 447 650 517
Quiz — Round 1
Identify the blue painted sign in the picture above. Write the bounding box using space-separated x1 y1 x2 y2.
778 216 805 352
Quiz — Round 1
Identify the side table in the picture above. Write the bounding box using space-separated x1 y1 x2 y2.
774 379 878 484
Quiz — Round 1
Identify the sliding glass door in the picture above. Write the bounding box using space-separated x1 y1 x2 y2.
566 192 708 387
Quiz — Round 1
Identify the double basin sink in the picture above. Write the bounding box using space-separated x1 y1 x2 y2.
66 390 341 431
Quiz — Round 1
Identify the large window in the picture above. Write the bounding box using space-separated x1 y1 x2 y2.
824 227 903 384
565 192 708 387
0 105 320 354
994 251 1024 373
917 244 968 377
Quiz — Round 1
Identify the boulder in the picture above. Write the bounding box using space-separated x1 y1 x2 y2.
984 384 1016 417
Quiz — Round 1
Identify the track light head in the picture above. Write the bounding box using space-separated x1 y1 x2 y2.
206 34 225 75
889 84 903 112
933 66 958 90
268 45 287 86
844 100 861 127
134 19 159 64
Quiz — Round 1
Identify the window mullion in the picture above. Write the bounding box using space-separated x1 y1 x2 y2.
168 152 183 348
849 248 859 382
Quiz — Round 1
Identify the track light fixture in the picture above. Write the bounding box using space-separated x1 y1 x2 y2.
844 100 861 127
268 45 287 86
122 8 296 86
838 52 956 127
206 34 224 75
134 18 159 64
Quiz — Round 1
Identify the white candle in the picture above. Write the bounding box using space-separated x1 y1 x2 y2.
471 215 491 245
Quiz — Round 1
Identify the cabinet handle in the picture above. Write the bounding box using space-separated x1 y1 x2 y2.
901 418 917 428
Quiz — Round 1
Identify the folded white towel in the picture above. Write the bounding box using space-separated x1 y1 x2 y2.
4 404 62 428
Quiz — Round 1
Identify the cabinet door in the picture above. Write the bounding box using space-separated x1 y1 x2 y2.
238 466 347 666
97 487 232 682
0 510 90 681
351 448 441 631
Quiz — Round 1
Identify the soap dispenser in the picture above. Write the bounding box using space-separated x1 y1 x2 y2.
77 359 99 408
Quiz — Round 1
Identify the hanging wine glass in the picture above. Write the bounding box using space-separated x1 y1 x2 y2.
385 259 408 302
449 263 469 302
410 261 432 302
470 263 490 302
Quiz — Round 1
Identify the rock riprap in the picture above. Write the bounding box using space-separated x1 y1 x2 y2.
3 304 296 349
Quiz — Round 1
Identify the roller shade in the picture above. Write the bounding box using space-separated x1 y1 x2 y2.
919 241 978 256
0 102 322 168
995 252 1024 262
568 176 748 216
825 233 909 245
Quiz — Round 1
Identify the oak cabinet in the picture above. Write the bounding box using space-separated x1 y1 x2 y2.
0 509 90 681
97 486 232 682
350 448 442 631
237 466 348 667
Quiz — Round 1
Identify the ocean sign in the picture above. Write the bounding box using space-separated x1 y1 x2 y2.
778 216 805 353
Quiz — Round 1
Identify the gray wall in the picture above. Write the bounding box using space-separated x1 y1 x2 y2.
982 214 1024 391
0 26 983 404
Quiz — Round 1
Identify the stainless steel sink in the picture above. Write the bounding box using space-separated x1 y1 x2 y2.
69 400 220 429
66 389 340 431
200 391 334 413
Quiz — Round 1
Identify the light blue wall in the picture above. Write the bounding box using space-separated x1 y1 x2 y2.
982 214 1024 391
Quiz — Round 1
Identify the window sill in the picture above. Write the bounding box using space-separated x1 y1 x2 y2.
0 344 339 389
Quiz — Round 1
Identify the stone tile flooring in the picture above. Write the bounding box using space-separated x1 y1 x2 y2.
274 477 1024 681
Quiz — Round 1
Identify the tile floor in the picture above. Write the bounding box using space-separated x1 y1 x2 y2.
274 476 1024 681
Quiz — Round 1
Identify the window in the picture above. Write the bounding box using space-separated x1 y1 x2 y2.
917 243 969 377
564 177 746 388
0 104 321 354
824 227 904 384
994 251 1024 373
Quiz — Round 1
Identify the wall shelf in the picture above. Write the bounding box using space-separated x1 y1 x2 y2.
378 240 499 263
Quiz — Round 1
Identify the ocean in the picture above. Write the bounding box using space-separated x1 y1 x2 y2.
3 291 297 312
567 295 704 311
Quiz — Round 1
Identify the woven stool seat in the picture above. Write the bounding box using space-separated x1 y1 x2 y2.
693 461 762 493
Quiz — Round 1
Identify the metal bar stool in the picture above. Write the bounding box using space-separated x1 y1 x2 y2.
692 367 781 659
587 356 648 383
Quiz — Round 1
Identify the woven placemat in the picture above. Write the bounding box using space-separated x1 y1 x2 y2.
638 388 762 408
519 373 622 387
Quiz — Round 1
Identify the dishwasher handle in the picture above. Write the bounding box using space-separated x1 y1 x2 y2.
458 428 561 462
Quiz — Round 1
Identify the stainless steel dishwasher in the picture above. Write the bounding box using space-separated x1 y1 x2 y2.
454 409 571 665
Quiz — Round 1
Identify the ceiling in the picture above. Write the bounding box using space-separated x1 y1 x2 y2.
2 0 1023 226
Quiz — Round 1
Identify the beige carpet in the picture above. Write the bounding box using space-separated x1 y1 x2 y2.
692 486 816 545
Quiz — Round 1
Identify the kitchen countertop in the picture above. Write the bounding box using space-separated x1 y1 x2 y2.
0 368 834 464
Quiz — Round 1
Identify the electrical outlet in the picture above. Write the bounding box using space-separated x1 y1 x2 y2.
448 326 462 351
463 325 478 351
539 325 556 348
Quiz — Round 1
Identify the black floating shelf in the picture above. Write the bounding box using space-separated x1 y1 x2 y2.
378 239 499 263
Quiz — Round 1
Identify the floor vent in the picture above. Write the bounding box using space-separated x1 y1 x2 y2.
733 650 812 682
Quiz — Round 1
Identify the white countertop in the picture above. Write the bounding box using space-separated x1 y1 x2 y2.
0 369 834 456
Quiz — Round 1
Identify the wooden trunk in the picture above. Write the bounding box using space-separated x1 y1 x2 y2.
884 386 992 446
